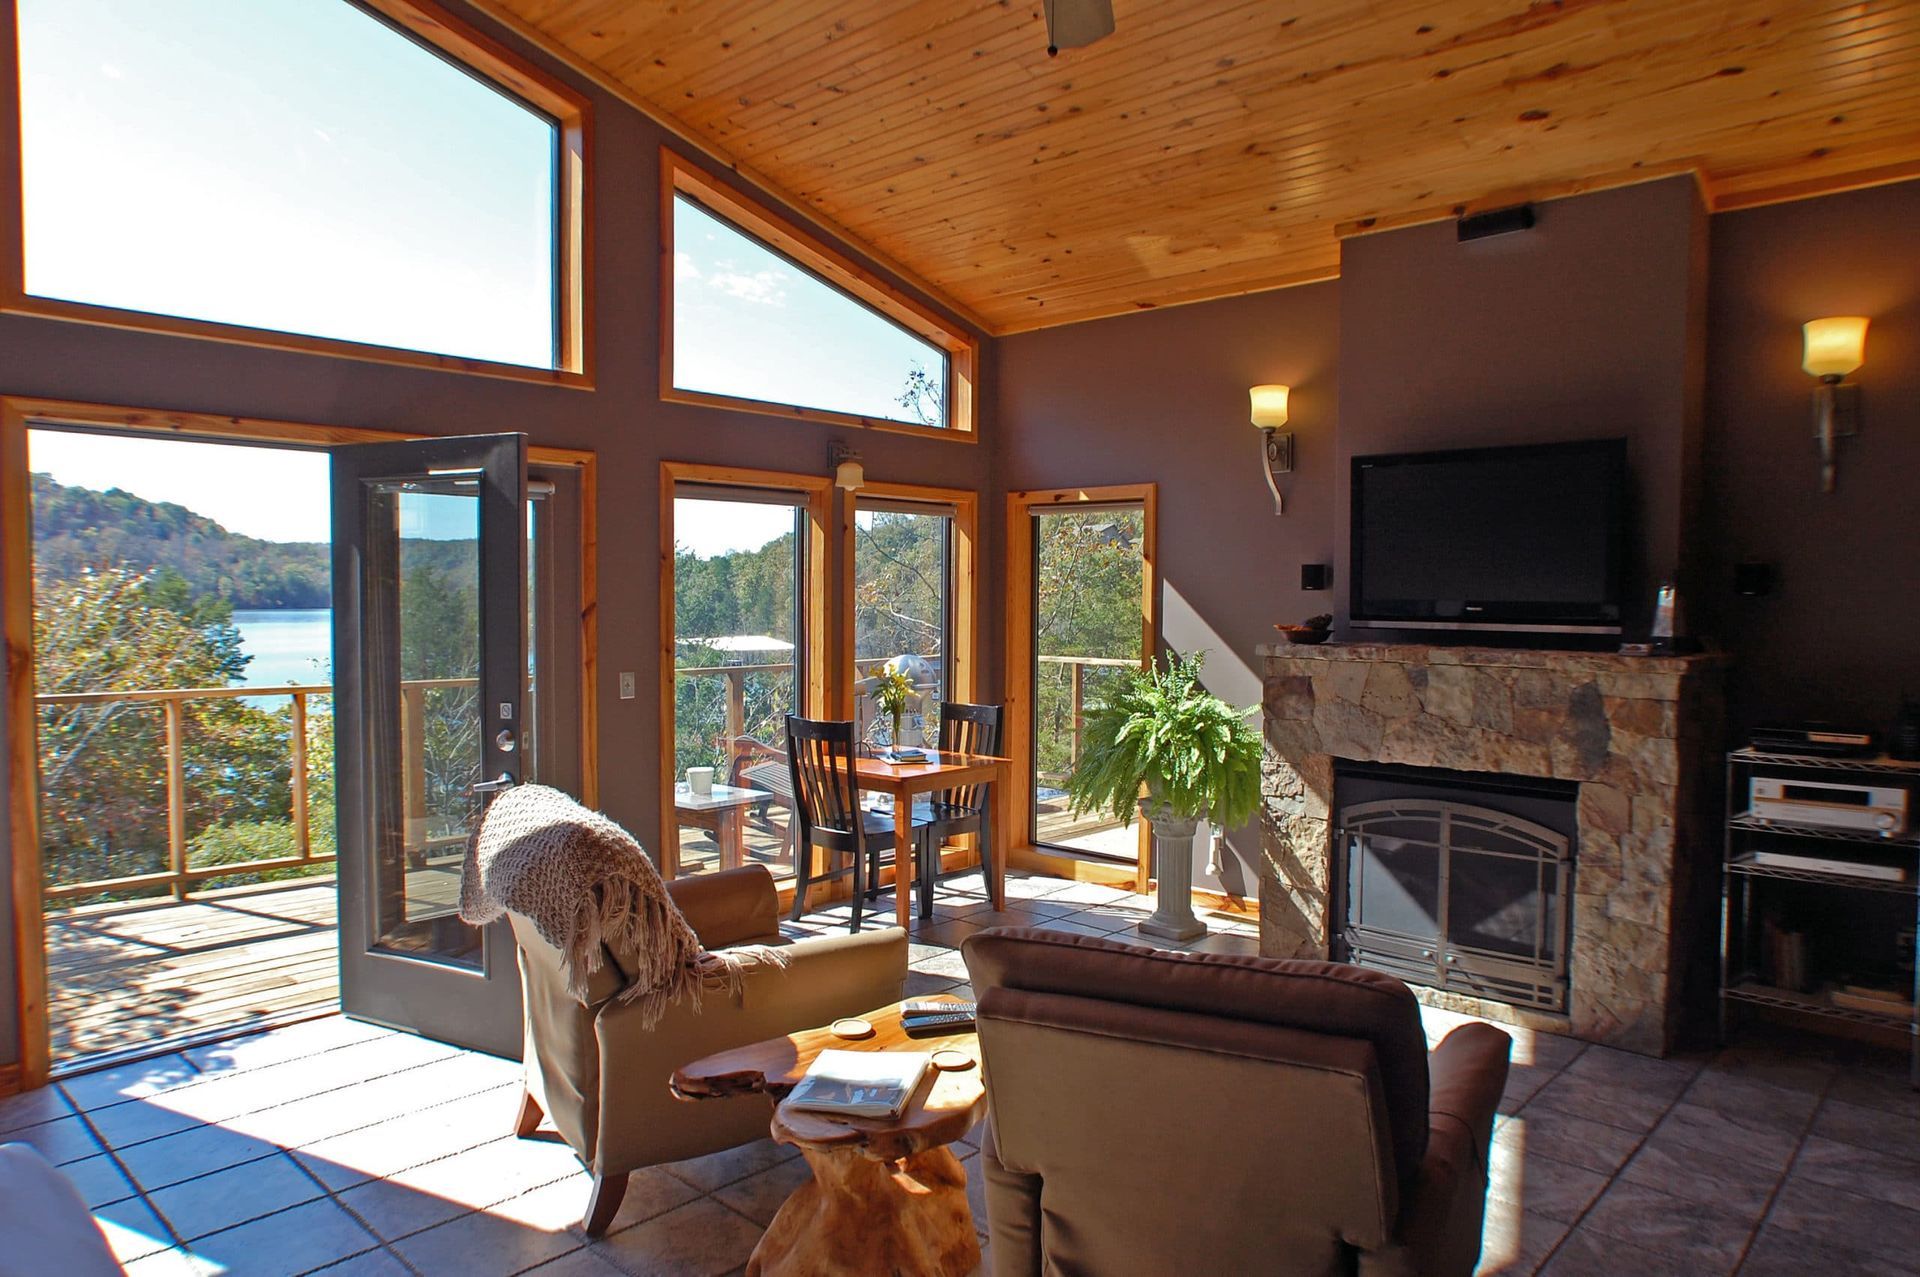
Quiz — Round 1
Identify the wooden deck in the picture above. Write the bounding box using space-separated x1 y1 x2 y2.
45 878 340 1068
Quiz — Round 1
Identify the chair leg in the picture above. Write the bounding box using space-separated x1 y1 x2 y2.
849 846 865 932
583 1172 629 1238
788 836 815 922
918 833 936 920
513 1087 544 1138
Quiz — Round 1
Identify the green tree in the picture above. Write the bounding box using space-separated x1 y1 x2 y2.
34 565 295 894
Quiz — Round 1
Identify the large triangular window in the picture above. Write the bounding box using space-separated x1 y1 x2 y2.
8 0 588 380
665 153 977 436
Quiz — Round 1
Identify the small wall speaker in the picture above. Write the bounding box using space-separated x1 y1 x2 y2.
1457 204 1536 242
1301 563 1332 592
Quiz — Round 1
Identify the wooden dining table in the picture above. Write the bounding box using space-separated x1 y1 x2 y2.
851 750 1012 927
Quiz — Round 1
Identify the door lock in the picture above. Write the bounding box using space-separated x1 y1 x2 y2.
494 728 518 753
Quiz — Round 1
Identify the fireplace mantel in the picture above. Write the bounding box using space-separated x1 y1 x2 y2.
1256 640 1725 1054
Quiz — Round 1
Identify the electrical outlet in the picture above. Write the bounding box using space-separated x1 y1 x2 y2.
618 671 636 700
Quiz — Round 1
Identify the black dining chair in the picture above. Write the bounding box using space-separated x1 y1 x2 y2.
911 702 1003 919
784 715 931 929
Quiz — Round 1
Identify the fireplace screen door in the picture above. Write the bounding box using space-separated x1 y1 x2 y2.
1340 799 1572 1011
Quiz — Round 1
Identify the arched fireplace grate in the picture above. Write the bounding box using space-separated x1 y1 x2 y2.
1338 798 1572 1012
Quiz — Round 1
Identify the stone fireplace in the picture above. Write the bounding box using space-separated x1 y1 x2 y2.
1257 642 1724 1055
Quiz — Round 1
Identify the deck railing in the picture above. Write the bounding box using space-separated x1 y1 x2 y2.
672 652 1135 777
36 677 475 903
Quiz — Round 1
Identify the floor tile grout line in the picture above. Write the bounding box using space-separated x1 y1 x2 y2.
65 1095 196 1257
1507 1041 1707 1275
57 1023 398 1113
1726 1063 1841 1274
96 1062 517 1159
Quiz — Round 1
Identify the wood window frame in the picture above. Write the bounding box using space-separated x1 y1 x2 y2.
661 149 979 441
659 462 834 878
0 0 594 388
1004 484 1160 878
1 396 600 1094
838 482 979 717
841 481 982 874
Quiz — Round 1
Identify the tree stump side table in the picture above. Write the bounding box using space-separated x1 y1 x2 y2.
672 997 986 1277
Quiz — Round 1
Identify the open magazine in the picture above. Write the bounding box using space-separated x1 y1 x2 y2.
784 1050 932 1119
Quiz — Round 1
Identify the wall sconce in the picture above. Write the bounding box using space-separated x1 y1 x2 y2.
1249 384 1293 515
1802 316 1868 493
829 441 864 492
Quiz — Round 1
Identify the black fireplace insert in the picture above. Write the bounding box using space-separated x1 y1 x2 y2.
1333 762 1577 1013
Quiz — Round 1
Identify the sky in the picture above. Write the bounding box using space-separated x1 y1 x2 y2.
18 0 557 368
29 430 333 543
17 0 949 550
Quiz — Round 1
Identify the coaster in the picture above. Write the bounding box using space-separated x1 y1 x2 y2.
931 1049 975 1071
829 1018 874 1040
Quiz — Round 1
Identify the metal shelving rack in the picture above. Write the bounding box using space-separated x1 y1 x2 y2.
1720 748 1920 1087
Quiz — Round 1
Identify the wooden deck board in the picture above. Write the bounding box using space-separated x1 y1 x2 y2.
45 878 341 1066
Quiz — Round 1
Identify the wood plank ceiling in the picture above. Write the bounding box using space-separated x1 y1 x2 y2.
485 0 1920 334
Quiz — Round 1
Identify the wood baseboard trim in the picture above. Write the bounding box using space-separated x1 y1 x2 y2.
1009 845 1141 889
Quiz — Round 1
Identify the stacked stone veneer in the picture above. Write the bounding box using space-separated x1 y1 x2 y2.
1257 642 1724 1055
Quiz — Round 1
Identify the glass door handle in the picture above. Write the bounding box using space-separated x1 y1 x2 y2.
470 772 517 795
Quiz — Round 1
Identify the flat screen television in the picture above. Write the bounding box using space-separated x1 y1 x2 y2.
1350 438 1627 635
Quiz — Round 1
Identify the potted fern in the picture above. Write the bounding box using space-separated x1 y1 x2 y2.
1066 652 1264 939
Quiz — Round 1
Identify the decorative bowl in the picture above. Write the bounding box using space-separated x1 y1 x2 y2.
1274 624 1333 646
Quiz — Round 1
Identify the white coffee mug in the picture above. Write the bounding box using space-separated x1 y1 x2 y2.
686 766 715 797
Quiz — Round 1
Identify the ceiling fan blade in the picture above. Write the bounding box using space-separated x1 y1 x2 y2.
1044 0 1115 52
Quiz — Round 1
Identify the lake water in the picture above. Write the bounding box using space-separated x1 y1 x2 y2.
232 609 332 689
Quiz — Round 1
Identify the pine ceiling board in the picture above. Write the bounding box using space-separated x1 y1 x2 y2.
486 0 1920 332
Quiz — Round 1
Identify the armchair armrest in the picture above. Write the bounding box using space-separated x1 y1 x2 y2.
1426 1023 1510 1158
979 1122 1043 1277
1362 1022 1512 1277
587 926 909 1173
665 865 779 950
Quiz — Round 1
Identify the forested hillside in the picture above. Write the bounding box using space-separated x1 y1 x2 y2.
32 472 331 609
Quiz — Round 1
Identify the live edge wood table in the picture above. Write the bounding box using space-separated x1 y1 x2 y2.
852 750 1013 928
671 996 986 1277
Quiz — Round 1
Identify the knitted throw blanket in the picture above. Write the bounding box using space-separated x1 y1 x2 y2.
459 784 785 1027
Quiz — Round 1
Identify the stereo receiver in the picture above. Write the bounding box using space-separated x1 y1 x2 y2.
1749 776 1909 837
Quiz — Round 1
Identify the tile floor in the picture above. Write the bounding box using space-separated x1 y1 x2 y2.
2 868 1916 1276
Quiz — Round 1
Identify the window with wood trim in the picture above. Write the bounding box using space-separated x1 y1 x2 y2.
660 464 832 881
5 0 590 381
663 153 978 437
853 501 951 744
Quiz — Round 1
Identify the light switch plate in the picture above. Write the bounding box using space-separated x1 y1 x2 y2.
618 672 636 700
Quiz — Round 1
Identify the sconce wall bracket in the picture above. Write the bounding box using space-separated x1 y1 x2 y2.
1812 380 1862 494
1262 428 1293 515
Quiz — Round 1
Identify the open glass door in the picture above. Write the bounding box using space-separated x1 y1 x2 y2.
330 433 526 1057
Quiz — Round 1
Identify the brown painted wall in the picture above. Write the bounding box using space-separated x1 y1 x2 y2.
1336 175 1710 631
0 1 992 1068
993 173 1919 900
996 284 1343 895
1699 179 1920 737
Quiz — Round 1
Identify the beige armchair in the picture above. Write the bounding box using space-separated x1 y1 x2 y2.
962 928 1511 1277
510 864 907 1234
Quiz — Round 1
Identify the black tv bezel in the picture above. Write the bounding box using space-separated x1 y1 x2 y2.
1349 437 1629 636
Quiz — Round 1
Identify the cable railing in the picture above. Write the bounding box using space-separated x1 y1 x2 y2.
35 677 475 903
672 652 1136 780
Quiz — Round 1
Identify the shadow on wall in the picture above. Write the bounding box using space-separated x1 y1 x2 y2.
1163 582 1264 899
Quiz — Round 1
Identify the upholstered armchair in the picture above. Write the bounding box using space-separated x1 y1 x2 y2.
962 927 1511 1277
509 864 907 1234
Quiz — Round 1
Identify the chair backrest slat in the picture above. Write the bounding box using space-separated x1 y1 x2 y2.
936 702 1002 813
785 716 863 841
